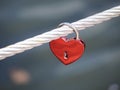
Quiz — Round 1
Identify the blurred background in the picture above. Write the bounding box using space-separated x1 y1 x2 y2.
0 0 120 90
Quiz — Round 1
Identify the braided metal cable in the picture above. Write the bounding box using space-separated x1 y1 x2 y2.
0 5 120 60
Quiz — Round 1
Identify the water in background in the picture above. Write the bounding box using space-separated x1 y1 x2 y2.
0 0 120 90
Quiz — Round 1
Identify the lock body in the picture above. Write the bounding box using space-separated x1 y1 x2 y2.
49 37 85 65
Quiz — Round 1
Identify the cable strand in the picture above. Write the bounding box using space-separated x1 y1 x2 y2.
0 5 120 60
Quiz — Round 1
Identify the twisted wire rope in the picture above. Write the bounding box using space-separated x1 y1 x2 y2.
0 5 120 60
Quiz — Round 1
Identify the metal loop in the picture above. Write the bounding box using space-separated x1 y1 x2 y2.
58 22 79 40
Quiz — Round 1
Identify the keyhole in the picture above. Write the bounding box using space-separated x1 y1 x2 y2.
64 51 68 59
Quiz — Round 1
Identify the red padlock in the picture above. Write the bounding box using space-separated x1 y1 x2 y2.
49 23 85 65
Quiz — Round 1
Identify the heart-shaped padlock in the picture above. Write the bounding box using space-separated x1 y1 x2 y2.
49 23 85 65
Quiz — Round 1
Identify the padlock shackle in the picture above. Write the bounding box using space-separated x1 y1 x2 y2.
58 23 79 40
